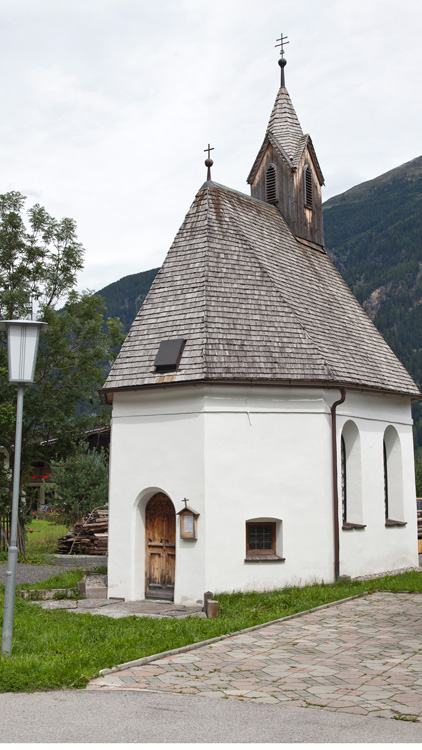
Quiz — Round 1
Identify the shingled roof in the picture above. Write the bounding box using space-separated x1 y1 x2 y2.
247 87 324 185
101 182 419 399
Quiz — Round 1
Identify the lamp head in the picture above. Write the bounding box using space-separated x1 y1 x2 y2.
0 320 48 383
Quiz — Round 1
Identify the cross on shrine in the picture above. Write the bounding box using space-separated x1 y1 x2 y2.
204 143 214 181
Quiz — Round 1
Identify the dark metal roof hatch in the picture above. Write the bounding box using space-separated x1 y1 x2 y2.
154 338 186 371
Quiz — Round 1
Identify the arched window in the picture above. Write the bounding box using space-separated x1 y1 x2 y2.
340 421 364 529
341 436 347 523
383 426 406 526
383 439 389 520
265 165 277 204
304 164 313 209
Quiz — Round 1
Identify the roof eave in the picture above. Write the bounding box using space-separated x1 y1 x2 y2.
99 378 421 401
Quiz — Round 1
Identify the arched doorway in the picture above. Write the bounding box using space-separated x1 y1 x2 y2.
145 493 176 600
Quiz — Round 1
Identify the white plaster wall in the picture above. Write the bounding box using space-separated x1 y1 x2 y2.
107 387 206 604
337 391 418 578
202 386 335 594
107 384 418 604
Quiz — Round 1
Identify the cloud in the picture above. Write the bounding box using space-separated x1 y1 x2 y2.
0 0 421 292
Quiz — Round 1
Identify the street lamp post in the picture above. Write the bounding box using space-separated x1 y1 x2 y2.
0 320 47 656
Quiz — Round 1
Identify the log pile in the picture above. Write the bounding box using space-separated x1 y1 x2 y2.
56 507 108 555
418 509 422 552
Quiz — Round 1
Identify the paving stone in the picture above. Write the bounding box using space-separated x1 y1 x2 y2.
86 591 422 724
340 706 370 716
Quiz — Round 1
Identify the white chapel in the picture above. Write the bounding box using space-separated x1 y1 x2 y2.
101 43 419 605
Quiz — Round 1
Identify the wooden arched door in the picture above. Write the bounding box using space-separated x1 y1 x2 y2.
145 493 176 600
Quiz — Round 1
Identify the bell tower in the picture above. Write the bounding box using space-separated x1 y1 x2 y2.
247 35 325 247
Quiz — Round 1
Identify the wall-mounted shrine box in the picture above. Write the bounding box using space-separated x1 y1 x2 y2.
177 498 199 540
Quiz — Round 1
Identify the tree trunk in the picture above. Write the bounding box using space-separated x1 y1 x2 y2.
0 520 9 550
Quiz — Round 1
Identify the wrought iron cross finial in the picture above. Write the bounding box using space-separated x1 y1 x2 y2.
275 33 289 87
183 497 189 508
204 143 214 181
275 33 289 59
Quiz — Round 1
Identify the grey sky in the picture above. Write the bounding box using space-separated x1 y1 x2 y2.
1 0 421 293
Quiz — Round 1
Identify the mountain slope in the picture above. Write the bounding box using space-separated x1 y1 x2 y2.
96 267 159 333
323 155 422 445
323 157 422 374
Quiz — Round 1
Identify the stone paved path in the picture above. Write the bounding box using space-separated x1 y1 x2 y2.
87 592 422 721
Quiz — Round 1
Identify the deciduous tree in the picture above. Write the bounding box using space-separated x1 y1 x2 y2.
0 192 124 544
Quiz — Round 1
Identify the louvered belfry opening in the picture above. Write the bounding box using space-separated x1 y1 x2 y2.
304 164 313 209
265 165 277 204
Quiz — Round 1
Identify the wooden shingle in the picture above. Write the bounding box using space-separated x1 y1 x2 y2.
101 183 419 398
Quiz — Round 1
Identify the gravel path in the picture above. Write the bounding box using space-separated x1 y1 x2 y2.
0 563 82 585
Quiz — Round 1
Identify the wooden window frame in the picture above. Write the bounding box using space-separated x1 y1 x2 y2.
246 522 276 555
244 521 285 562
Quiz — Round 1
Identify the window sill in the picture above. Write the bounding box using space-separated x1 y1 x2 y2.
385 519 407 527
244 555 285 562
342 522 366 531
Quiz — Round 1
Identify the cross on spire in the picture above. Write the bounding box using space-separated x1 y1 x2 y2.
275 33 289 59
204 143 214 181
275 33 289 87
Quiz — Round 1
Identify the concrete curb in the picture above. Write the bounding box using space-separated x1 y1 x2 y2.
99 590 370 676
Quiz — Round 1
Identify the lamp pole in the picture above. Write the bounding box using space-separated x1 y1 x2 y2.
2 384 24 654
1 320 47 656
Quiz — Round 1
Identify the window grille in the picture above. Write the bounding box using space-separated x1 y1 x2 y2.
247 523 274 552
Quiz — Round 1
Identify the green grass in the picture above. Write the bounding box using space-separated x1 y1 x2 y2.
25 519 68 556
0 569 421 693
15 569 84 592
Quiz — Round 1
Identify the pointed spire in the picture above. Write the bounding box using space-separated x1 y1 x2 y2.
268 34 304 161
275 32 289 88
267 87 304 162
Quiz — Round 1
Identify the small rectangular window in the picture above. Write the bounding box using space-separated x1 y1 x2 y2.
246 522 276 555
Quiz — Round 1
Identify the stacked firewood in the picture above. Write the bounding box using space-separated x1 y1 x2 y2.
418 509 422 551
56 507 108 555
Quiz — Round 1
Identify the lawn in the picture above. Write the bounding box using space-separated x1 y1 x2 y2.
24 518 69 557
0 569 421 693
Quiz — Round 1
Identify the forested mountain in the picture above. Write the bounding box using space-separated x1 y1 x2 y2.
96 156 422 444
96 267 159 333
323 156 422 448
